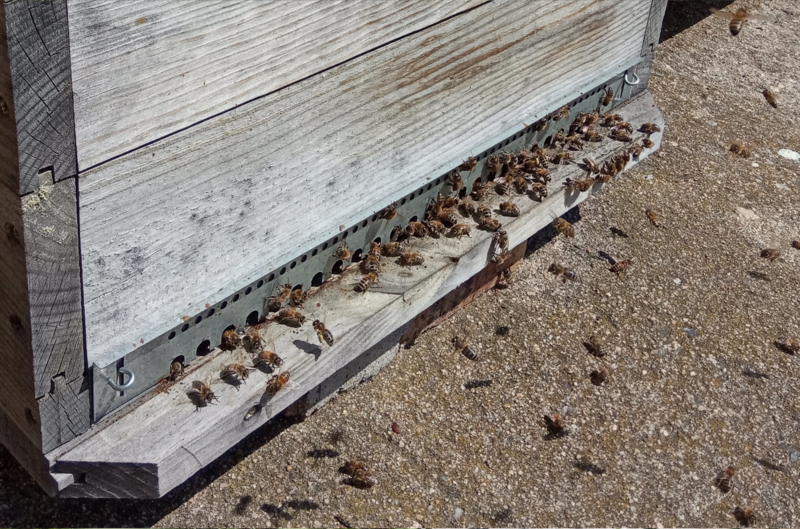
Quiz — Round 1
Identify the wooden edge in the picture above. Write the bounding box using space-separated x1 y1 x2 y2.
50 91 664 498
631 0 667 99
0 404 56 496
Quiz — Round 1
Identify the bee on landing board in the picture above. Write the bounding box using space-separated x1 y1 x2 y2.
313 313 334 347
641 138 654 149
609 128 632 143
639 122 661 135
425 219 447 237
360 252 382 274
188 380 218 408
265 371 290 394
493 229 509 253
459 156 478 173
711 8 771 36
221 363 254 384
381 241 405 257
449 224 471 239
221 327 242 350
334 242 351 260
277 307 305 327
552 218 574 238
380 202 399 221
355 272 380 293
244 327 263 352
499 201 520 217
548 263 579 283
398 251 424 266
760 249 780 262
253 337 283 369
267 283 293 312
582 157 600 175
762 89 778 109
449 172 464 194
715 466 736 493
168 359 184 381
529 183 548 201
554 104 571 120
290 287 308 307
478 216 503 232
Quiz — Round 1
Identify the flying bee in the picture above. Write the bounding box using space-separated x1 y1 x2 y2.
760 248 780 262
355 272 380 293
478 216 502 232
589 368 608 386
715 466 736 493
425 219 447 236
732 507 755 527
399 252 424 266
406 221 428 238
554 105 570 120
641 138 654 149
493 229 509 252
253 337 283 369
609 129 632 142
583 157 600 174
265 371 290 394
627 143 644 160
449 224 471 239
449 172 464 193
267 283 293 312
540 413 566 437
499 201 520 217
277 307 305 327
730 143 751 158
472 180 489 201
609 258 632 275
645 209 660 226
438 210 458 227
382 241 405 257
244 327 263 352
334 242 351 260
711 8 770 36
550 151 572 165
313 317 334 347
360 253 382 274
289 287 307 307
189 380 218 408
601 86 614 107
476 204 492 218
552 217 575 238
548 262 579 282
793 240 800 250
221 327 242 350
453 333 478 361
584 335 605 357
639 122 661 135
168 359 184 381
776 337 798 354
762 89 778 108
459 156 478 172
221 363 254 384
529 182 548 201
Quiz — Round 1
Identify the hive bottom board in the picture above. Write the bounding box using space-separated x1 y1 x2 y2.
46 91 664 499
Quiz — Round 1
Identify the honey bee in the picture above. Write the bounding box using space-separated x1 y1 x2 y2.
609 258 632 276
513 176 529 195
529 183 548 201
548 262 579 282
267 283 293 312
221 327 242 350
425 219 447 236
277 307 305 327
438 210 458 227
627 143 644 160
459 156 478 172
732 507 755 527
564 135 585 151
554 104 570 120
382 241 405 257
595 172 612 184
564 177 594 193
600 113 623 126
334 242 351 260
399 252 424 266
493 229 509 252
645 209 660 226
360 253 382 274
641 138 654 149
355 272 380 293
615 121 633 133
168 359 184 381
478 216 502 232
715 466 736 493
533 119 549 132
601 86 614 107
540 413 566 437
453 334 478 361
550 151 572 165
496 267 512 287
472 180 489 201
601 160 618 178
380 202 399 221
458 196 477 216
221 363 254 383
290 287 308 307
553 130 566 146
776 337 798 354
244 327 263 352
313 318 334 347
265 371 290 394
476 204 492 218
584 335 605 357
609 128 632 142
711 7 770 36
589 368 608 386
582 157 600 174
614 153 627 173
499 201 520 217
390 224 407 242
343 468 377 489
406 221 428 238
368 241 381 257
639 122 661 135
583 110 599 126
253 343 283 369
189 380 218 407
449 224 471 239
492 249 509 265
792 240 800 250
486 155 501 177
762 89 778 108
760 248 780 262
494 178 510 196
449 172 464 193
552 218 574 238
730 143 751 158
342 459 369 475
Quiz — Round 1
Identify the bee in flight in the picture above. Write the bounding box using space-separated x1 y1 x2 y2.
710 8 771 36
313 310 334 347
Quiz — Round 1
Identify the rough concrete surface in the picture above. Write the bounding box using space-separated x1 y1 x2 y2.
1 0 799 526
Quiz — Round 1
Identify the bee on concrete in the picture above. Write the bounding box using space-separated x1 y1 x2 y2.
715 466 736 493
711 7 770 36
609 258 632 275
590 368 608 386
609 128 632 142
499 201 520 217
221 363 254 384
290 287 308 307
548 263 579 282
244 327 264 352
478 216 503 232
334 242 351 260
601 86 614 107
380 202 400 221
476 204 492 219
730 143 751 158
529 183 548 201
493 229 509 252
342 465 377 489
645 209 660 226
582 157 600 175
550 151 572 165
382 241 405 257
627 143 644 160
399 252 424 266
762 89 778 108
459 156 478 173
221 327 242 350
552 218 575 238
342 459 369 475
168 359 184 381
313 318 334 347
641 138 654 149
265 371 290 394
540 413 566 437
554 104 571 120
639 122 661 135
472 180 489 201
760 248 780 262
496 267 513 288
449 224 471 239
775 337 798 354
355 272 380 293
584 335 605 357
189 380 218 408
406 221 428 238
449 172 464 193
425 219 447 236
253 338 284 369
453 333 478 361
793 241 800 250
277 307 305 327
732 507 755 527
267 284 293 312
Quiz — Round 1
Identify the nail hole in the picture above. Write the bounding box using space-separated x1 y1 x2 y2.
352 249 363 263
290 261 296 269
400 198 406 205
312 272 324 287
312 249 318 256
195 315 202 324
301 255 307 263
322 243 328 251
257 280 263 288
220 301 228 309
245 287 252 295
207 308 215 317
267 274 275 282
246 311 260 327
361 220 368 228
233 294 240 302
196 339 211 356
168 331 176 340
371 215 378 222
182 323 190 332
332 260 344 275
333 237 339 244
352 225 358 233
280 267 287 275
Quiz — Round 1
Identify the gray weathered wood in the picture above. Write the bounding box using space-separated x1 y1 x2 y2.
0 405 56 495
632 0 668 99
53 91 664 499
3 0 76 195
79 0 651 368
68 0 486 169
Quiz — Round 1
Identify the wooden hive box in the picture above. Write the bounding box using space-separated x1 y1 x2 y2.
0 0 667 498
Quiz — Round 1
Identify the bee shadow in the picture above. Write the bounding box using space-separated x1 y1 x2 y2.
285 500 320 511
543 429 569 441
260 503 292 521
526 206 581 257
293 339 323 360
572 459 606 475
464 379 493 390
754 458 786 472
742 369 769 379
234 495 253 515
340 477 374 490
747 270 771 281
186 390 210 409
220 373 242 391
306 448 340 459
253 362 275 375
609 226 630 238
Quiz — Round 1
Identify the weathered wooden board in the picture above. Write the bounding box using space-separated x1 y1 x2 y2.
79 0 651 368
68 0 486 169
53 91 664 499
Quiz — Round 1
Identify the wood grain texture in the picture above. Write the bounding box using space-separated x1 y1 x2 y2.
37 374 90 453
0 404 56 496
54 92 663 498
79 0 651 367
68 0 486 169
4 0 76 195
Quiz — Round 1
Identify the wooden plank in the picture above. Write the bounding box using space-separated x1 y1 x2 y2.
79 0 651 368
0 405 56 496
631 0 668 99
3 0 76 195
67 0 486 169
54 91 664 498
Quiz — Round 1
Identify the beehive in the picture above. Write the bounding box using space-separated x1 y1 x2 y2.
0 0 667 497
